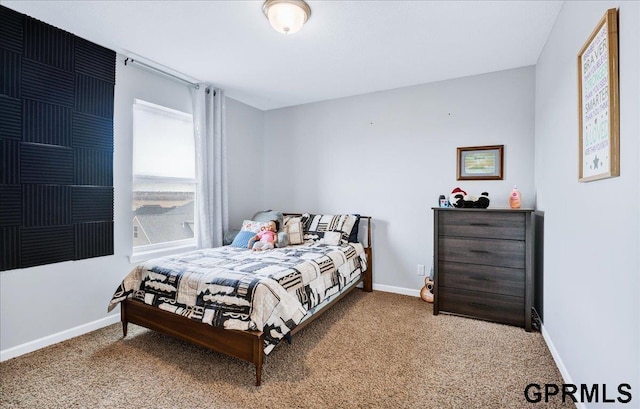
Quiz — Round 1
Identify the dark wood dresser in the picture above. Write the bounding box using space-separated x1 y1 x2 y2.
433 208 534 331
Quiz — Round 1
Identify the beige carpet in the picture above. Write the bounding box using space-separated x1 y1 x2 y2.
0 291 573 408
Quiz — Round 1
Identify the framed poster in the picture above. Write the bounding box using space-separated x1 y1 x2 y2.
456 145 504 181
577 8 619 182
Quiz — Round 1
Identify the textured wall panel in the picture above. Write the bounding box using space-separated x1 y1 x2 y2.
75 37 115 83
22 59 75 108
0 139 20 184
20 143 74 184
72 187 114 223
0 185 22 226
0 49 22 98
0 95 22 140
2 6 115 269
0 227 21 271
72 112 113 150
0 6 24 54
21 225 75 268
75 221 113 259
24 16 74 71
75 148 113 186
23 99 72 146
22 184 72 226
75 74 114 118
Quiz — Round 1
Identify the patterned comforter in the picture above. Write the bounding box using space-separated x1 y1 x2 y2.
108 242 367 353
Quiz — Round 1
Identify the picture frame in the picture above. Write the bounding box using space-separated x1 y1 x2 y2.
577 8 619 182
456 145 504 181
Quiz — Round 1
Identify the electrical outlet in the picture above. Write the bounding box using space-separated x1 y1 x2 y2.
417 264 426 276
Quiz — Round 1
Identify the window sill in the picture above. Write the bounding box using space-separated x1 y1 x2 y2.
129 243 197 264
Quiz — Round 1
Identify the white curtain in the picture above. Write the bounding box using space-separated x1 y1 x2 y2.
192 86 228 248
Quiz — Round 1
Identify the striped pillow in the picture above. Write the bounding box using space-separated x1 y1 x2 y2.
300 214 358 244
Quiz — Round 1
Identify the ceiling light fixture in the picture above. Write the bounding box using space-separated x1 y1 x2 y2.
263 0 311 35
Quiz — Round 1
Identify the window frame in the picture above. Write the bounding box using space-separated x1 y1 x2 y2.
130 99 197 262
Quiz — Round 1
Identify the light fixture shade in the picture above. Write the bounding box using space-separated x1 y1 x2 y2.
263 0 311 35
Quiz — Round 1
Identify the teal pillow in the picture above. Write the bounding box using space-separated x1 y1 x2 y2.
230 230 255 248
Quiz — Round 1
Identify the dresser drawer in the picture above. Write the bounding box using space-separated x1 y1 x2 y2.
438 261 525 298
439 237 525 269
438 287 525 327
439 211 525 240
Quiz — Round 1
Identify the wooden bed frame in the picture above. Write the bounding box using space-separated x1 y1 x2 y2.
120 215 373 386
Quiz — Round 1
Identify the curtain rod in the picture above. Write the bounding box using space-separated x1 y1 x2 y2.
124 58 200 90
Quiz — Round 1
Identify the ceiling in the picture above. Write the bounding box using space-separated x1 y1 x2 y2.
2 0 564 111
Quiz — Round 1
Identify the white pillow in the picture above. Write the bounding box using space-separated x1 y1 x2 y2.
241 219 271 233
321 231 342 245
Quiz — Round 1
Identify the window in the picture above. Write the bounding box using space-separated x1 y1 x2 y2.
132 99 196 256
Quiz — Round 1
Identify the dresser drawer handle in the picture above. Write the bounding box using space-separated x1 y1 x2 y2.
470 275 491 282
470 302 492 309
469 223 490 226
469 249 489 254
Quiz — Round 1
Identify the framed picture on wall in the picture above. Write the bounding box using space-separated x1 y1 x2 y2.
577 8 620 182
456 145 504 181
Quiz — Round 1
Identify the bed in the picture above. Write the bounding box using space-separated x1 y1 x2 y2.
108 213 373 385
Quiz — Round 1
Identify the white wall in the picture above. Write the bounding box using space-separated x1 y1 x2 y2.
0 55 265 357
535 0 639 397
3 5 637 397
263 66 535 293
226 98 265 229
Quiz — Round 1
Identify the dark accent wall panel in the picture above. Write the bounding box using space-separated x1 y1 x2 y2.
0 227 21 270
0 95 22 140
24 16 74 71
0 139 20 184
0 6 23 53
23 99 72 146
75 221 114 259
75 74 114 118
72 112 113 150
20 143 74 184
75 37 116 83
0 5 115 270
22 185 72 226
1 49 22 97
75 148 113 186
0 185 22 226
72 187 114 223
22 59 75 107
21 225 75 268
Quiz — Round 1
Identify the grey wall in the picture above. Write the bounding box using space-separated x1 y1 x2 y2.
226 98 265 229
2 4 638 397
535 0 639 395
0 55 265 355
263 66 536 294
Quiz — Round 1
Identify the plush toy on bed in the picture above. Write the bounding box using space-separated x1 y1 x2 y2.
449 187 490 209
248 220 278 251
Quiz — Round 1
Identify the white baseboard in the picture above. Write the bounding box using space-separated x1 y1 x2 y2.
540 322 585 409
540 323 572 383
0 285 420 362
1 291 582 409
0 314 120 362
373 283 420 298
